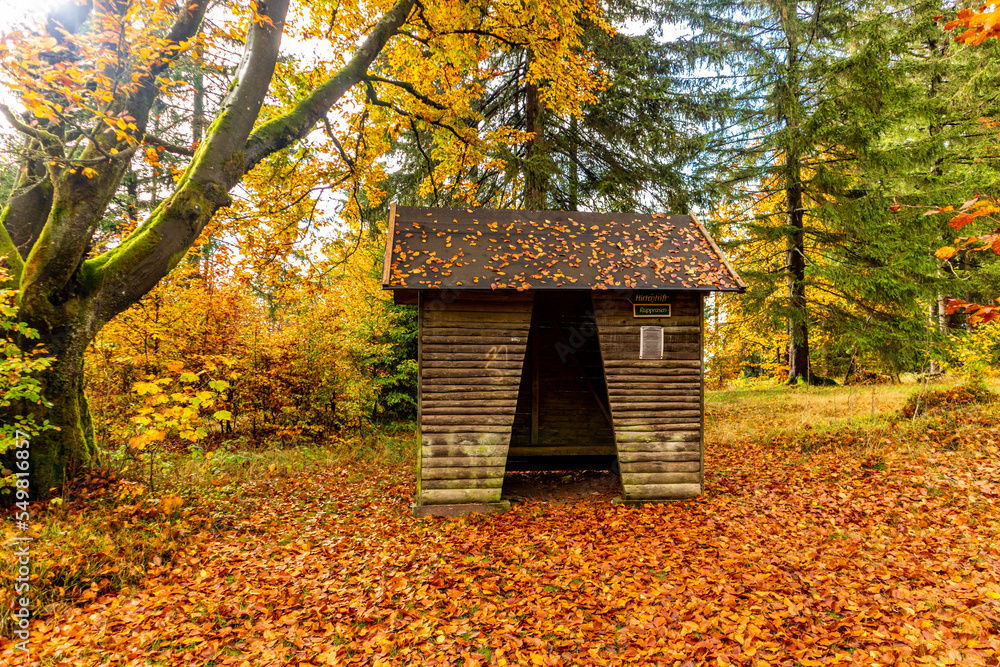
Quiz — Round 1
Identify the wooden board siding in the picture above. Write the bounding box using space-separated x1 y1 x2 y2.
700 293 706 490
509 292 615 460
593 292 704 501
416 291 533 506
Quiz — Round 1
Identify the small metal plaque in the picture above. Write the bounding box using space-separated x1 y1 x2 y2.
639 326 664 360
633 304 672 318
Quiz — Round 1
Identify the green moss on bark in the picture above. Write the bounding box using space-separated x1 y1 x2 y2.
0 208 25 281
1 342 97 502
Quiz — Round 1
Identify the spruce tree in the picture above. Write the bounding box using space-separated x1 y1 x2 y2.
667 0 941 382
876 2 1000 334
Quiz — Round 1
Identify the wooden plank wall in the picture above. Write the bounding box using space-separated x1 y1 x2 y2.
417 291 533 506
509 292 615 458
593 292 704 501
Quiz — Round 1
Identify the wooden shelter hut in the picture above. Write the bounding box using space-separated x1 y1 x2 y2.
381 204 745 517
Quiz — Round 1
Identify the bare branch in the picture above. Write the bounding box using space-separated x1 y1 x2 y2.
365 83 470 145
362 75 448 110
410 119 439 205
324 118 356 170
142 134 195 157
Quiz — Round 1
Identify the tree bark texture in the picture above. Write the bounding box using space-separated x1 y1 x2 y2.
779 0 810 384
524 53 546 209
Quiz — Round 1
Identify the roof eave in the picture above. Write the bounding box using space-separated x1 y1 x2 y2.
382 284 745 293
689 212 747 292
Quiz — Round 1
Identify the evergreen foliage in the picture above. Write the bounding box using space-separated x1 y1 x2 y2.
376 0 700 213
667 0 1000 382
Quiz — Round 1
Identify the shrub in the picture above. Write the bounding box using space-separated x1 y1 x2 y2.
901 383 997 419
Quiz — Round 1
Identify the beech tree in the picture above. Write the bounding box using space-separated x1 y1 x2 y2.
0 0 605 496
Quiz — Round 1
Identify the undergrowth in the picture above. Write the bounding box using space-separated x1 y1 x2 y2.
901 382 997 419
753 395 1000 478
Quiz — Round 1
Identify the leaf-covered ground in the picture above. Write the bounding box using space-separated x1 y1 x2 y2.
5 404 1000 665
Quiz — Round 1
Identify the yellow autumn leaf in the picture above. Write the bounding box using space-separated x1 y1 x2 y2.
160 495 183 514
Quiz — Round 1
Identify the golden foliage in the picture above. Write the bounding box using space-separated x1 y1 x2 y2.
85 236 413 454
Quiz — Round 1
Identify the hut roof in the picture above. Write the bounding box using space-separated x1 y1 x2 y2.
381 205 745 293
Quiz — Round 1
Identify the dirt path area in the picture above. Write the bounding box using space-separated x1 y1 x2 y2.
501 470 622 504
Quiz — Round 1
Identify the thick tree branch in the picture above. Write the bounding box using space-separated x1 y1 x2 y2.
61 0 413 328
91 0 416 325
87 0 294 324
1 138 54 263
15 0 210 322
197 0 292 185
0 105 62 150
243 0 416 171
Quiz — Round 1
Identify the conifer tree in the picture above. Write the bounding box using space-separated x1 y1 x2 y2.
667 0 939 382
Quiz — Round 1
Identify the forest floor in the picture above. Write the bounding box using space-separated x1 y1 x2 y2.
3 379 1000 666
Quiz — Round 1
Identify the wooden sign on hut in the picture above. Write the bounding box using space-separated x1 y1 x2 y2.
381 205 745 516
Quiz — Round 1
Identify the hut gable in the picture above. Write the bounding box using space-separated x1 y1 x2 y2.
382 206 745 293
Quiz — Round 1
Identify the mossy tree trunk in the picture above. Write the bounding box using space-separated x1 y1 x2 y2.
0 0 416 499
5 317 97 496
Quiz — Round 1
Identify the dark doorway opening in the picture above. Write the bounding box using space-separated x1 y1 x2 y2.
507 292 616 472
